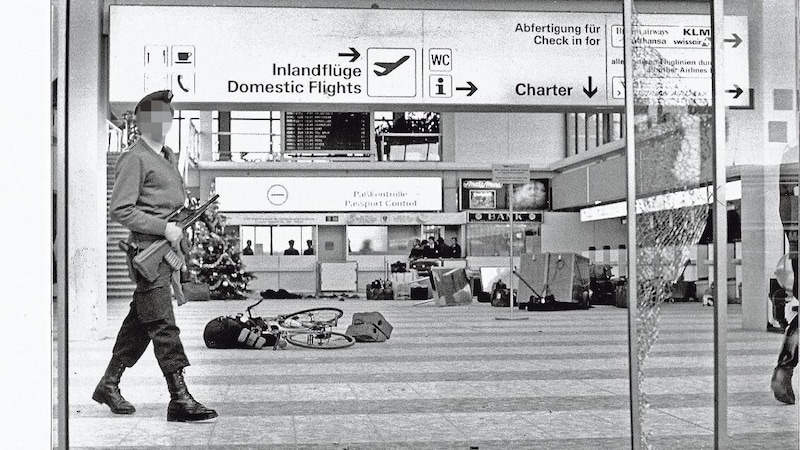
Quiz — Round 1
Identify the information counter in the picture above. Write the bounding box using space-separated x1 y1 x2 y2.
241 255 317 294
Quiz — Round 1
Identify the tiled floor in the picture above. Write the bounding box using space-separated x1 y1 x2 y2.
57 299 798 449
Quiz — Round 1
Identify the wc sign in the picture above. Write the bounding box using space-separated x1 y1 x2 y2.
429 49 452 71
428 48 453 97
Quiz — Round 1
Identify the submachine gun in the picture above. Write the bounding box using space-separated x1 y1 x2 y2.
118 194 220 282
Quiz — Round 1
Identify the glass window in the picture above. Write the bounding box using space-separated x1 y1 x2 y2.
230 119 272 160
240 226 271 255
375 111 441 161
348 226 388 255
238 226 312 255
273 226 313 255
467 224 530 257
387 225 420 254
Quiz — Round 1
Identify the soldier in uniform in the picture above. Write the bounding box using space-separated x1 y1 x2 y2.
93 90 217 422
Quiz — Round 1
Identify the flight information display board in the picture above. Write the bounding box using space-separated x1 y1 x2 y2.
283 112 369 152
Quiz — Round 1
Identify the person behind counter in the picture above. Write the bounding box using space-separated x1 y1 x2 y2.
409 239 423 260
283 240 300 256
436 236 450 258
303 240 314 255
242 240 254 256
449 237 462 258
422 238 439 259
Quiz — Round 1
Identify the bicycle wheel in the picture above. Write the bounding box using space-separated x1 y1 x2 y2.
286 331 355 349
278 308 344 329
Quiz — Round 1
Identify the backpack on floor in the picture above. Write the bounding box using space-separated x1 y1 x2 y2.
203 314 276 349
345 312 393 343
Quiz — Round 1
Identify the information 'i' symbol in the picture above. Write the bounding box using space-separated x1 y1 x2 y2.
436 78 445 96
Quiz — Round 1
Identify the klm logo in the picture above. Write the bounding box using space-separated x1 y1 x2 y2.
684 28 711 36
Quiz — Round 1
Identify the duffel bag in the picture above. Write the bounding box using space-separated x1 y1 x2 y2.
203 314 276 349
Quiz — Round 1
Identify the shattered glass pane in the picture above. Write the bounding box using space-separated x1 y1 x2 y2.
629 8 713 449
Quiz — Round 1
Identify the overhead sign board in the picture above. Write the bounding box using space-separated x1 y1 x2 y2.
214 177 442 212
605 14 749 107
468 212 542 223
460 178 550 211
109 6 748 110
492 164 531 184
223 212 466 225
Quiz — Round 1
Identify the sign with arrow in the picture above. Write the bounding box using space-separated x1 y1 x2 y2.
583 77 598 98
726 85 744 99
109 6 749 110
455 81 478 97
606 14 749 107
724 33 742 48
338 47 361 62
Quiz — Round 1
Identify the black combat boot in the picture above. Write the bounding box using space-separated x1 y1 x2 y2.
92 358 136 414
771 366 795 404
772 316 798 405
165 370 218 422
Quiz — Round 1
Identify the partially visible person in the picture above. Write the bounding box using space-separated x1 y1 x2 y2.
409 239 423 260
772 254 798 404
448 237 462 258
772 146 799 404
359 239 374 254
303 240 314 255
96 90 217 422
284 240 300 255
422 238 438 259
242 240 254 255
436 236 450 258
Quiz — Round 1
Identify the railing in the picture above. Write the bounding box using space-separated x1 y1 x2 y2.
212 131 282 162
376 132 441 161
106 120 124 153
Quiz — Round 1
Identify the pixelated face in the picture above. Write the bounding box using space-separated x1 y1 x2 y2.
137 101 174 140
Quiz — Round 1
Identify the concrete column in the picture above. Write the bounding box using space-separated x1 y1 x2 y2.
440 112 455 162
740 165 784 330
67 0 107 340
727 0 798 330
198 111 214 202
199 111 213 161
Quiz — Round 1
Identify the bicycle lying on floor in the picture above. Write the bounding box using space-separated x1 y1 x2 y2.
244 298 356 350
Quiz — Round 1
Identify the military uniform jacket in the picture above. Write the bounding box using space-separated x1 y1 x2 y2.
109 139 187 244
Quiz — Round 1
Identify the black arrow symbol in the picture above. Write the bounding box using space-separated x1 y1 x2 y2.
726 85 744 99
455 81 478 96
583 76 598 98
338 47 361 62
724 33 742 48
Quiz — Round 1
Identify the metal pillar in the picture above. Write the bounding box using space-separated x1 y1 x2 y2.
56 0 69 447
710 1 729 447
621 1 643 448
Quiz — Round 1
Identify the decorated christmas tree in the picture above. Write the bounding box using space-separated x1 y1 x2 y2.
186 200 255 299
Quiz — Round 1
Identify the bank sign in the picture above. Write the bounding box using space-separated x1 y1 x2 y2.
468 212 542 223
109 6 749 110
214 177 442 212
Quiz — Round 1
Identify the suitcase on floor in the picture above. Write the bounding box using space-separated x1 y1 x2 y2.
346 312 393 342
411 286 429 300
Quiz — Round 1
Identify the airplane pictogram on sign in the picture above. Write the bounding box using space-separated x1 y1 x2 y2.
367 48 416 97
